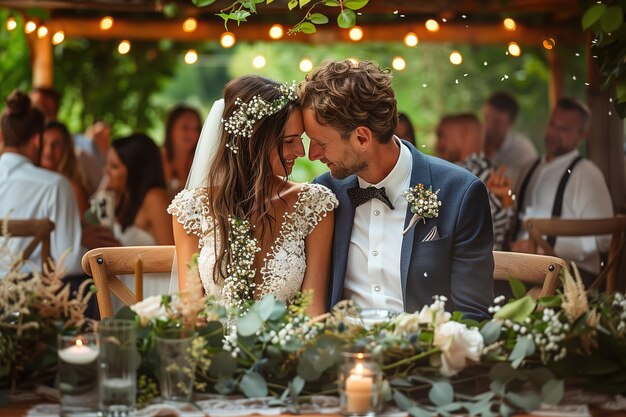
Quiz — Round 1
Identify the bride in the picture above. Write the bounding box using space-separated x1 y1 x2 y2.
168 75 337 315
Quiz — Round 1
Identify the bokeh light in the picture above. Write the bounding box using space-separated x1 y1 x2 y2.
503 18 516 31
252 55 266 68
182 18 197 32
299 58 313 72
269 24 284 39
118 40 131 54
449 51 463 65
392 56 406 71
52 31 65 45
99 16 114 31
220 32 236 48
349 26 363 41
425 19 439 32
404 32 418 47
184 49 198 64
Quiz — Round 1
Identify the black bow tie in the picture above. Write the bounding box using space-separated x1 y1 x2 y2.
347 186 395 210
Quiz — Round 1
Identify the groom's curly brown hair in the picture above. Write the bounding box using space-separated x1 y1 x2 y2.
299 59 398 144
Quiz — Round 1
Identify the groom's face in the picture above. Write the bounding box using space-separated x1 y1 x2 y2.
303 108 367 180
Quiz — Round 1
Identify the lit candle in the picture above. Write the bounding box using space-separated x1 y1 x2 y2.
58 338 99 365
345 363 373 413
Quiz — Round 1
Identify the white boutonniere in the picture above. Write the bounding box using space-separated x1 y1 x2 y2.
402 183 441 235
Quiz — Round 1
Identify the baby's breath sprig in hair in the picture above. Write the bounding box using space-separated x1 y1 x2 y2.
222 81 298 149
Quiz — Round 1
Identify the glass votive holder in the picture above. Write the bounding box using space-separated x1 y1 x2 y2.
338 352 383 417
155 328 197 405
98 319 138 417
57 333 100 417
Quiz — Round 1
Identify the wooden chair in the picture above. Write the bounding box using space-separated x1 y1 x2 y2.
493 251 568 299
4 219 55 271
81 245 175 319
524 217 626 294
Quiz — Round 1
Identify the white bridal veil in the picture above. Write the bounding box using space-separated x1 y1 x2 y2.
168 99 225 293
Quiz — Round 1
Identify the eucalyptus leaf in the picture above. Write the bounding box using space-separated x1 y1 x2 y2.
290 375 305 395
525 367 554 386
494 296 536 323
509 336 535 368
392 389 414 410
241 372 268 397
505 391 541 411
428 381 454 407
299 22 317 34
390 377 413 387
238 310 264 336
508 278 527 299
114 306 137 321
489 380 505 396
582 4 607 29
601 6 624 33
489 362 515 381
209 351 238 377
297 359 322 381
480 321 502 345
499 402 514 417
337 9 356 28
215 378 236 394
192 0 217 5
541 379 564 405
344 0 369 10
269 302 286 320
253 294 276 321
309 13 330 24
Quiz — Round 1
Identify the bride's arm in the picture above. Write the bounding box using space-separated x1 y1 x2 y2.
302 210 335 317
172 215 201 291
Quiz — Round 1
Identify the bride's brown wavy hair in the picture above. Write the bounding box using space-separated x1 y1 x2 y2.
207 75 298 283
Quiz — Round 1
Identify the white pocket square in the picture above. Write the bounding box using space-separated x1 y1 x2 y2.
422 226 439 242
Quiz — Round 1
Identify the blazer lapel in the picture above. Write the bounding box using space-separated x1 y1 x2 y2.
331 176 358 305
400 143 433 308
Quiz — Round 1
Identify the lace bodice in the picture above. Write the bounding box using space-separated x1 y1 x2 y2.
168 183 338 304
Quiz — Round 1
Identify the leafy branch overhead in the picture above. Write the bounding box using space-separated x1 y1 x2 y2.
191 0 369 33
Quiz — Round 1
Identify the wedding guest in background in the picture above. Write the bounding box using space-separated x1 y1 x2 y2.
105 133 173 246
0 90 82 277
29 86 60 123
162 105 202 195
483 91 537 186
42 121 89 217
395 112 416 146
510 97 613 285
435 113 514 250
75 121 111 196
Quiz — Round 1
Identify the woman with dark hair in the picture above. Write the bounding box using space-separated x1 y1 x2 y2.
168 75 337 315
104 133 173 246
42 121 89 216
161 105 202 195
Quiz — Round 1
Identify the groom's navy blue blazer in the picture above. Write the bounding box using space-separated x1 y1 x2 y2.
314 140 494 321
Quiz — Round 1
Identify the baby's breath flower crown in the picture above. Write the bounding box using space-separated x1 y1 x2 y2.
222 81 298 152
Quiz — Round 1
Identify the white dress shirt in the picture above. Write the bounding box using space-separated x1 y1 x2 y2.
343 139 412 311
0 152 82 276
492 131 538 187
517 149 613 274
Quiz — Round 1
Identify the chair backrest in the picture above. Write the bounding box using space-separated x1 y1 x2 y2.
493 251 568 299
4 219 55 271
81 245 175 319
524 217 626 294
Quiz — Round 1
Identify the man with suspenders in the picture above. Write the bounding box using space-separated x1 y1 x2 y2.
509 97 613 284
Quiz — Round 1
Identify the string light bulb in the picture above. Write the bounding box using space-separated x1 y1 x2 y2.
508 42 521 56
503 18 516 31
6 16 17 31
99 16 114 31
118 40 131 54
182 17 197 32
36 25 48 39
52 31 65 45
543 38 556 50
449 50 463 65
184 49 198 64
299 58 313 73
349 26 363 41
404 32 418 47
220 32 236 48
425 19 439 32
392 56 406 71
269 24 284 39
24 21 37 34
252 55 266 69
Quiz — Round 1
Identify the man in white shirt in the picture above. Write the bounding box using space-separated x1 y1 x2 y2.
483 92 538 187
303 60 494 321
0 91 82 277
510 97 614 283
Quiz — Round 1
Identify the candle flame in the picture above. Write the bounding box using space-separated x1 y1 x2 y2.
355 363 364 374
76 338 83 347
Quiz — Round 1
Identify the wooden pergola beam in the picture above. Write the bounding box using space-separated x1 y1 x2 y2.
46 17 582 46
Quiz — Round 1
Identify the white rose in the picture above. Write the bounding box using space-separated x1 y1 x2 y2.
130 295 167 326
417 304 451 327
393 312 421 335
433 321 484 376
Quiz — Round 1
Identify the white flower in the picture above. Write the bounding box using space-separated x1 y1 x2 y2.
393 312 421 335
433 321 484 377
130 295 167 326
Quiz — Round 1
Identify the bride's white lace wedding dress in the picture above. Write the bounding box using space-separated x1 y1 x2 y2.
167 183 338 303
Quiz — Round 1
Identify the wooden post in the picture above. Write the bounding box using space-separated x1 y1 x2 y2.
547 49 564 108
28 33 53 87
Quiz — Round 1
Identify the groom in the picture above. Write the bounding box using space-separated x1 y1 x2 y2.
301 60 494 321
